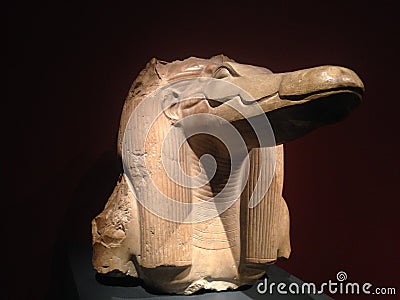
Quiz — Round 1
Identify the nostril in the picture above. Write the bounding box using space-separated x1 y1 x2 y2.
207 99 224 108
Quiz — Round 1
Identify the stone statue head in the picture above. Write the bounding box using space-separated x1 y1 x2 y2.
92 55 363 294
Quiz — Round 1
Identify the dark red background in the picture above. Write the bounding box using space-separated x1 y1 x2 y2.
7 1 399 299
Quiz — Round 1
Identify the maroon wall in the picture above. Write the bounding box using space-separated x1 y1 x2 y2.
8 1 399 299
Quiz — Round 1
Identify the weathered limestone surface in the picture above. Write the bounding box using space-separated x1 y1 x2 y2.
92 55 363 294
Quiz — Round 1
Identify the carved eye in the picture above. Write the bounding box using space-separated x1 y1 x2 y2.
214 67 230 79
213 66 236 79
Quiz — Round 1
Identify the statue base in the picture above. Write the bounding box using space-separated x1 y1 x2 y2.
49 243 333 299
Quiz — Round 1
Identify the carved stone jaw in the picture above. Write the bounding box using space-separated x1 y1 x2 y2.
206 63 364 145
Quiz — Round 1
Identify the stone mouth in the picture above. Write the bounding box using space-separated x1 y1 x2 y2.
279 86 363 102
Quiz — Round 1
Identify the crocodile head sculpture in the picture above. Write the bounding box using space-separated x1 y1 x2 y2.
92 55 363 294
